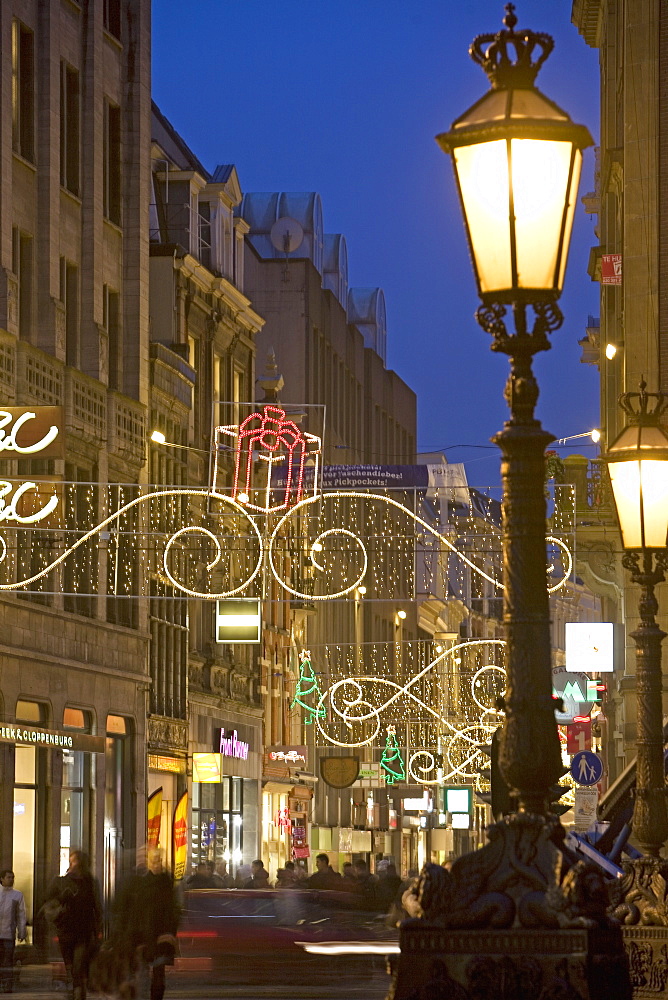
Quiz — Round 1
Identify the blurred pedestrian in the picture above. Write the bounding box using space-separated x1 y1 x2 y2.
243 860 270 889
46 851 101 1000
0 871 26 994
376 860 401 912
307 854 342 890
234 864 251 888
114 848 179 1000
212 862 234 888
352 859 378 911
185 863 216 889
341 862 356 888
293 862 308 882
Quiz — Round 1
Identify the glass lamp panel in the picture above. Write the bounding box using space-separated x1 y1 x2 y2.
608 459 643 548
557 150 582 290
454 139 512 294
507 89 569 121
609 458 668 549
510 139 574 290
453 90 509 128
638 459 668 548
637 425 668 449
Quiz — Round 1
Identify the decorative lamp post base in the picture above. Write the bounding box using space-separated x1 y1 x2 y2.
387 818 631 1000
613 857 668 998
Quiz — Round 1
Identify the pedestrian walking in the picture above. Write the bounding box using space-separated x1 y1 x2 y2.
242 860 270 889
212 862 235 888
351 859 378 911
307 854 342 890
376 860 401 912
46 851 101 1000
0 871 26 994
113 848 179 1000
184 863 216 889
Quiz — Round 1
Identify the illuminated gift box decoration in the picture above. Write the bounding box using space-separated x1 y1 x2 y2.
214 405 321 513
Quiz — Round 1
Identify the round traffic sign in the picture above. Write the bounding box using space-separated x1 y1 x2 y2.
570 750 603 786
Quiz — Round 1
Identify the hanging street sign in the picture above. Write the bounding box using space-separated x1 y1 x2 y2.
570 750 603 786
566 720 592 754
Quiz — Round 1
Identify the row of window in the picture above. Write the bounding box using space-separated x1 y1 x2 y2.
11 229 122 384
13 19 122 223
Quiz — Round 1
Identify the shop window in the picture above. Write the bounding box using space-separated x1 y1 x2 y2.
64 707 86 729
104 715 130 910
13 746 36 940
190 777 243 872
61 708 92 873
15 700 45 723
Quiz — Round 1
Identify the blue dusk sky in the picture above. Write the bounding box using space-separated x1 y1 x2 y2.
151 1 601 484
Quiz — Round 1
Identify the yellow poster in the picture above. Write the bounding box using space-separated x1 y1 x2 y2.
172 791 188 880
147 787 162 849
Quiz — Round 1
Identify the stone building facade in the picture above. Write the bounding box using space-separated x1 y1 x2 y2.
572 0 668 777
0 0 151 939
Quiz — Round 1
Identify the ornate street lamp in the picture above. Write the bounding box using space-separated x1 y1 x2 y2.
435 4 592 819
604 382 668 921
387 7 630 999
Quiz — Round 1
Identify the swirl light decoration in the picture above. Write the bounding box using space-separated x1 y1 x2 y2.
312 639 508 785
0 487 572 600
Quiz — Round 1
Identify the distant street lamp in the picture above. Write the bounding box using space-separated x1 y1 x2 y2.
388 7 630 999
604 382 668 921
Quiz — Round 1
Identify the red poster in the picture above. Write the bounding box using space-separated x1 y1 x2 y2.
293 846 310 859
601 253 622 285
567 720 592 754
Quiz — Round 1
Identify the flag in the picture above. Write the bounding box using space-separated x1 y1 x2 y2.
172 791 188 880
147 787 162 849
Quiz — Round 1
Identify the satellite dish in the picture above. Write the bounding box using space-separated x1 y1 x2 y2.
270 217 304 254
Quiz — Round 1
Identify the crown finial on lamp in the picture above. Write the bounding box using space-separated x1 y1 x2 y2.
469 5 554 89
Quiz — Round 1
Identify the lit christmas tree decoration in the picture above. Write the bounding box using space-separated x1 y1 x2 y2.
290 650 326 725
380 725 406 784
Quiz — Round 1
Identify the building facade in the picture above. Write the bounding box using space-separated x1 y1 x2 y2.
0 0 151 940
572 0 668 779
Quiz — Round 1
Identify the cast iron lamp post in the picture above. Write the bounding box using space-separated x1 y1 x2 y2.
604 382 668 923
387 8 631 999
435 2 592 821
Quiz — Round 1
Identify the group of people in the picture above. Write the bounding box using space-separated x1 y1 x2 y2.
252 854 405 915
0 849 429 999
184 858 270 890
43 849 179 1000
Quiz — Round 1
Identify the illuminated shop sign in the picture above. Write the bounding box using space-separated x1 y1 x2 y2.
192 753 222 783
267 746 307 766
0 478 61 526
0 724 104 753
215 599 261 643
565 622 616 673
0 407 64 458
0 408 64 526
148 754 186 774
217 728 250 760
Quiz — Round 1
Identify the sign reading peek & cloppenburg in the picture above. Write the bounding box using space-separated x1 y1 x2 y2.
0 724 105 753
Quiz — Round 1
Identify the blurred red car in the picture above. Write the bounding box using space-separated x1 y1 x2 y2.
177 888 395 970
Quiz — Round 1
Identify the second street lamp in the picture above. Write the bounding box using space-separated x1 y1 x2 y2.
604 383 668 922
387 7 631 999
